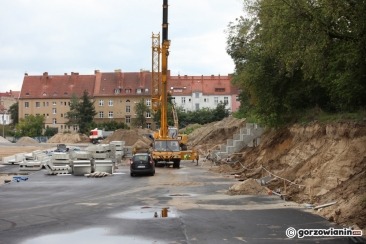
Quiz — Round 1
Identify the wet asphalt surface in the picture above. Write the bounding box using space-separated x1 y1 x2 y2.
0 160 355 244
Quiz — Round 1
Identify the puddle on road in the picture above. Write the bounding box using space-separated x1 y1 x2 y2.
112 206 177 219
23 227 158 244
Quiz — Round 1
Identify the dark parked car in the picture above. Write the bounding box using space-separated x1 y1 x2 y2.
130 153 155 177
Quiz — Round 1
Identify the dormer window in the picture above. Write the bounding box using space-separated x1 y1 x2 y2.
114 88 121 94
215 88 225 92
125 89 131 93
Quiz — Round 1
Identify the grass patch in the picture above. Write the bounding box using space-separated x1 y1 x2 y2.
295 108 366 125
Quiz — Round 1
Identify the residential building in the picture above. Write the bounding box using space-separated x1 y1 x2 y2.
18 70 240 133
19 72 95 132
0 90 20 125
168 74 240 113
93 69 154 129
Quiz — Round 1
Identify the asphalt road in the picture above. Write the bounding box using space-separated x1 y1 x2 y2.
0 161 354 244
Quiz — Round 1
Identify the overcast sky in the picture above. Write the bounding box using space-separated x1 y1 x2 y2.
0 0 243 92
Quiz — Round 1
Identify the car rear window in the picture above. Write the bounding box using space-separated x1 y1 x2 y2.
133 155 148 161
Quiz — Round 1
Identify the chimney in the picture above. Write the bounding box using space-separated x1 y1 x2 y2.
24 73 28 76
43 72 48 77
94 70 100 74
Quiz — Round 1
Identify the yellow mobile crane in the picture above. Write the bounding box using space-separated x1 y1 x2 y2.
151 0 198 168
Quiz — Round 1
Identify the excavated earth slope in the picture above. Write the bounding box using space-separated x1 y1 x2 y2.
209 121 366 234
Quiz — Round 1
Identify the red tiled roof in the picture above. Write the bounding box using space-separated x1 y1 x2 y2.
168 74 235 96
0 90 20 98
18 71 237 99
94 70 152 97
20 72 95 99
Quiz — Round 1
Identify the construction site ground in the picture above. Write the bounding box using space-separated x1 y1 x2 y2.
0 116 365 236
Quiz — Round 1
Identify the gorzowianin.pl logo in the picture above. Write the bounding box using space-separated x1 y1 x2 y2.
286 227 363 239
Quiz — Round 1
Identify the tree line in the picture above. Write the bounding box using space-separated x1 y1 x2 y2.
227 0 366 127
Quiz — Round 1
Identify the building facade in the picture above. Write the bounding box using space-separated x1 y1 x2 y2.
19 70 240 133
169 74 240 112
0 90 20 125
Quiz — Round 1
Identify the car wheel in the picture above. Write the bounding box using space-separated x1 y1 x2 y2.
130 173 134 177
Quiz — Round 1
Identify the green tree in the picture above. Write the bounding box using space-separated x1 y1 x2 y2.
66 94 79 127
65 91 96 134
15 115 44 137
226 0 366 126
78 90 97 134
44 127 58 137
8 102 18 125
133 98 150 128
213 102 230 121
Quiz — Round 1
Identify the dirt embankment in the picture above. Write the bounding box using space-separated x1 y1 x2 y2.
188 116 246 153
213 121 366 233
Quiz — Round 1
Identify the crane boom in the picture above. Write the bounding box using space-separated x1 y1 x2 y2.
160 0 170 139
150 0 198 168
151 33 161 113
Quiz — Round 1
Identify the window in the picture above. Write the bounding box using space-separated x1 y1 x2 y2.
224 97 229 105
53 101 56 106
46 102 49 106
181 97 186 104
145 88 149 93
99 111 104 118
108 111 113 118
25 114 29 117
52 108 57 114
146 99 151 106
125 89 131 93
146 111 151 118
215 88 225 92
114 88 121 94
195 103 200 110
99 100 104 106
52 118 57 124
195 92 199 98
36 102 40 108
214 97 218 105
73 125 78 131
61 114 63 118
125 116 131 124
25 102 29 108
136 89 142 94
147 123 151 129
126 105 131 113
108 100 113 106
43 102 46 106
204 98 209 103
60 101 63 105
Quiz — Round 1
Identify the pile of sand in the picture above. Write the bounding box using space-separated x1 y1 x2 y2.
132 137 153 153
16 137 39 145
227 178 269 195
103 128 153 146
48 133 89 143
0 136 11 143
